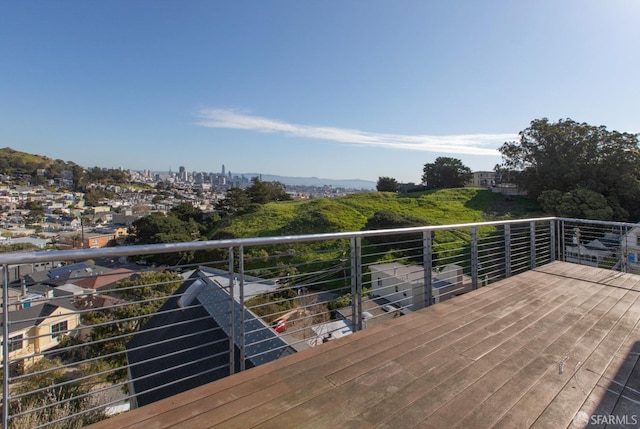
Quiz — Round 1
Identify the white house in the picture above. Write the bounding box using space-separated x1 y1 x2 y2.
621 226 640 274
369 262 473 310
565 231 620 269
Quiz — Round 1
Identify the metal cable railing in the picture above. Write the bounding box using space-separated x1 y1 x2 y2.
2 216 638 427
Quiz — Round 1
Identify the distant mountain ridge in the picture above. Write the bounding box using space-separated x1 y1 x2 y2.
155 169 377 189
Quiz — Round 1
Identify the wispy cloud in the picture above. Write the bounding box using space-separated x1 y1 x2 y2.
196 108 515 156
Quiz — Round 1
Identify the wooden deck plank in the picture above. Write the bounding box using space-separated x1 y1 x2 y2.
120 271 551 428
264 270 564 426
224 288 556 426
534 262 617 283
491 282 640 428
370 279 624 428
451 277 631 429
301 274 606 428
531 302 640 428
85 263 640 429
329 274 566 385
417 278 611 428
607 342 640 427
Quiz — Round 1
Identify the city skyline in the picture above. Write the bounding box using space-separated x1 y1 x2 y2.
1 1 639 183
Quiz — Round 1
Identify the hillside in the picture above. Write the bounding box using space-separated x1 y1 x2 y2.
209 188 543 239
0 147 62 173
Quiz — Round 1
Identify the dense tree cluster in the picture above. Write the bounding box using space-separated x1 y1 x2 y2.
83 189 116 207
8 357 104 427
376 176 400 192
422 157 472 189
132 202 204 244
499 118 640 221
84 166 130 185
22 200 45 224
216 178 291 214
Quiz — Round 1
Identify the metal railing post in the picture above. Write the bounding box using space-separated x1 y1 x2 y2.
560 220 566 262
621 224 628 273
350 238 357 331
471 227 479 290
355 237 363 331
549 220 556 262
238 245 246 372
530 221 536 269
504 224 512 278
423 231 433 307
3 264 10 429
228 247 235 375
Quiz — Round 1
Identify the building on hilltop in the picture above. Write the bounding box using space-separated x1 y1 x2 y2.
468 171 499 188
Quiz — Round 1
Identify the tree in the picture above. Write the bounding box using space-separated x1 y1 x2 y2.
70 163 85 190
9 357 105 428
170 201 203 223
83 189 115 207
376 177 400 192
216 187 251 214
422 157 472 189
246 177 291 204
499 118 640 220
132 212 196 244
538 189 614 221
23 200 45 224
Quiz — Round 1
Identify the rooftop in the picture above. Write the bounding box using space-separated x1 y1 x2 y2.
88 261 640 428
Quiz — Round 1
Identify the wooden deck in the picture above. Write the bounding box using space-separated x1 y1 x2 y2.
89 262 640 428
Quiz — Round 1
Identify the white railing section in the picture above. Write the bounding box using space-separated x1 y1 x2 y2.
0 217 636 428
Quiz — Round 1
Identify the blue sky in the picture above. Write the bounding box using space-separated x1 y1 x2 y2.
2 1 639 184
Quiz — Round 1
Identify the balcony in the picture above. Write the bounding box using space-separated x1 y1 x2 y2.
2 217 640 428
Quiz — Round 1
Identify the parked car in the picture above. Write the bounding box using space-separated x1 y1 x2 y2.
273 319 287 333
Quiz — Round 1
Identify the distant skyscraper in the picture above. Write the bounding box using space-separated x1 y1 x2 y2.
179 166 186 182
221 164 225 176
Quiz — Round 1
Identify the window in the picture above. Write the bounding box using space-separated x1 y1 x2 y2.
51 321 68 339
6 334 23 353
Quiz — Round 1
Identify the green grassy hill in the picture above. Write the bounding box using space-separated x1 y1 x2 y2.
209 188 542 239
0 147 59 173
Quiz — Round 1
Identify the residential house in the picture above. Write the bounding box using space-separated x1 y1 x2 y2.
369 262 473 310
23 262 120 289
565 231 620 268
0 298 80 375
469 171 499 188
72 267 136 292
621 226 640 274
0 236 48 249
57 230 120 249
125 267 295 408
